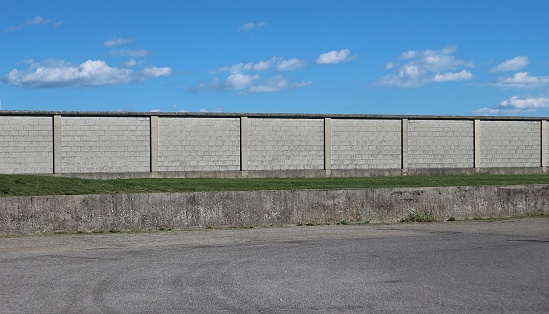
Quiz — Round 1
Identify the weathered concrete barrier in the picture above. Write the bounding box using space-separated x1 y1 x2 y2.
1 185 548 236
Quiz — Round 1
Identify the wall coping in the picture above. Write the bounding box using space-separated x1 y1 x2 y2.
0 110 548 121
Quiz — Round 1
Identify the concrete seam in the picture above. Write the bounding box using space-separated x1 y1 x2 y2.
240 117 248 172
541 120 547 169
324 118 332 171
53 115 62 174
401 119 408 173
150 116 159 172
474 119 481 173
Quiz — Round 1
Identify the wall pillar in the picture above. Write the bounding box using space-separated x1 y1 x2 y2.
474 119 481 173
240 117 249 174
401 119 408 174
542 120 547 172
150 116 159 173
53 115 62 174
324 118 332 175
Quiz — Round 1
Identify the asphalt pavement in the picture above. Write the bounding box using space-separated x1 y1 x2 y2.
1 217 548 313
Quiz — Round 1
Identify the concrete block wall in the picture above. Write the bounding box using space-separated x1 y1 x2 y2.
331 119 401 169
247 118 324 170
408 120 474 168
61 117 150 173
157 117 240 171
479 121 541 168
0 116 53 174
0 112 548 177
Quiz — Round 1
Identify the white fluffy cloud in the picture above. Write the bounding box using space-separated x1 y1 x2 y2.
211 57 305 74
277 58 306 71
490 72 549 88
490 56 529 72
195 55 310 95
110 48 151 57
2 59 172 88
6 16 62 31
191 73 310 94
121 58 144 68
104 37 133 47
499 96 549 109
211 59 272 74
224 73 260 90
475 96 549 115
433 70 473 82
239 22 266 31
377 46 473 87
316 49 356 64
248 76 312 94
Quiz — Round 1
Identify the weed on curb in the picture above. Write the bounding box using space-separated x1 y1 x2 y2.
401 210 437 223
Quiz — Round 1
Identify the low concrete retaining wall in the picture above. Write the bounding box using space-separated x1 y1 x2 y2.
1 185 548 236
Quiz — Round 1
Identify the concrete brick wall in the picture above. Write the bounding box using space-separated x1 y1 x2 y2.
0 112 547 177
480 121 540 168
248 118 324 170
408 120 474 169
158 117 240 171
0 116 53 174
61 117 150 173
331 119 401 169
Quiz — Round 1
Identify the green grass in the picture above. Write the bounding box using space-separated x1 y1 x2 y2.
0 173 548 197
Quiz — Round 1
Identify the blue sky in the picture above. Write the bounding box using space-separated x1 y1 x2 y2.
1 0 549 116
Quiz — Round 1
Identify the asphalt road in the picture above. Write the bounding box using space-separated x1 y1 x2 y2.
1 218 548 313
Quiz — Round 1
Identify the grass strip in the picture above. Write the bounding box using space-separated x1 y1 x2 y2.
0 173 548 197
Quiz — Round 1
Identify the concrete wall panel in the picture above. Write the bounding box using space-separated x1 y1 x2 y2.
408 120 474 168
248 118 324 170
0 116 53 174
158 117 240 171
61 117 150 173
480 121 540 168
331 119 401 169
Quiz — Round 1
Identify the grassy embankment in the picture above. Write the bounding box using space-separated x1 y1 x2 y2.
0 174 548 197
